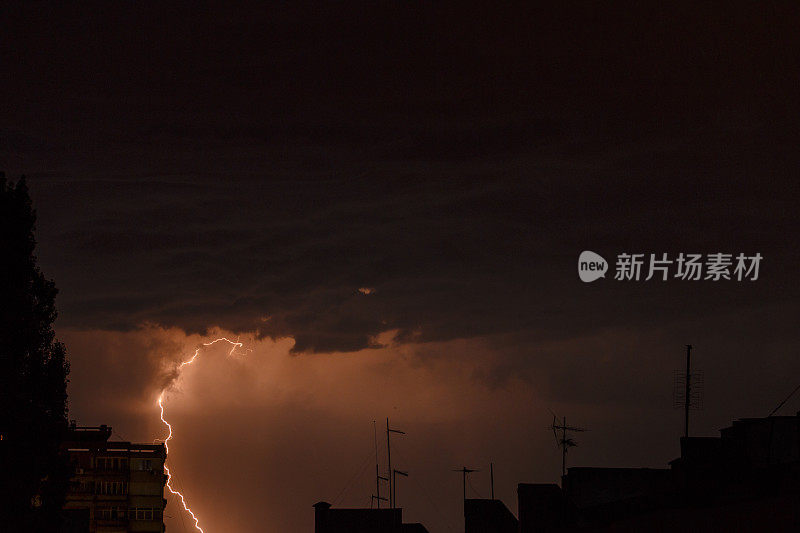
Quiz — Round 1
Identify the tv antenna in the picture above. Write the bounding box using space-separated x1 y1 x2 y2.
452 467 479 518
489 462 494 500
392 469 408 508
370 495 388 509
386 418 405 509
549 411 586 477
373 420 388 508
673 344 703 438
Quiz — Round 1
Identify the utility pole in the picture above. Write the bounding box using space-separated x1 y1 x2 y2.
684 344 692 438
386 418 405 508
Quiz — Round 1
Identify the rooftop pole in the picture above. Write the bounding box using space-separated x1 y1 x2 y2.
386 418 405 508
393 469 408 509
490 462 494 500
549 413 586 480
684 345 692 438
386 418 391 508
452 467 478 526
562 417 567 477
374 420 381 509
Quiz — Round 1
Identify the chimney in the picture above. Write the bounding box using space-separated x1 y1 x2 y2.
313 501 331 532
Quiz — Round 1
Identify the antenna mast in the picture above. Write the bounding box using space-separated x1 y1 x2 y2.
684 345 691 438
490 462 494 500
373 421 388 508
452 466 479 519
673 345 703 438
386 418 405 508
549 413 586 478
392 469 408 508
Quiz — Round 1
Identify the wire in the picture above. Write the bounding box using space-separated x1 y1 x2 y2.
769 383 800 417
332 448 375 507
467 476 484 499
392 446 459 533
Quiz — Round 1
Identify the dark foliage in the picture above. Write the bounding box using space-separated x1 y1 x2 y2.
0 174 70 531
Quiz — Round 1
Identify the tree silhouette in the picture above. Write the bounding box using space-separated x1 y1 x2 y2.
0 174 70 531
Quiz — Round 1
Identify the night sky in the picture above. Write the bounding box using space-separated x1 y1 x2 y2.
3 4 800 532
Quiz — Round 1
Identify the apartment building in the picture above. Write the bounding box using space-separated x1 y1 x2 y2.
62 424 167 533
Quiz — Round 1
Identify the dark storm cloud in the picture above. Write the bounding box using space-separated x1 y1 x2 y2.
21 148 798 354
2 2 799 352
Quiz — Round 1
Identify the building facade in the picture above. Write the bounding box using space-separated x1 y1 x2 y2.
62 425 167 533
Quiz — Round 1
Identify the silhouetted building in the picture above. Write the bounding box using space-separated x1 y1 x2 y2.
313 501 430 533
62 424 167 533
518 483 562 532
464 498 518 533
517 413 800 532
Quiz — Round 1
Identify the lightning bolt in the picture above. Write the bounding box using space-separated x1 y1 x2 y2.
158 337 244 532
